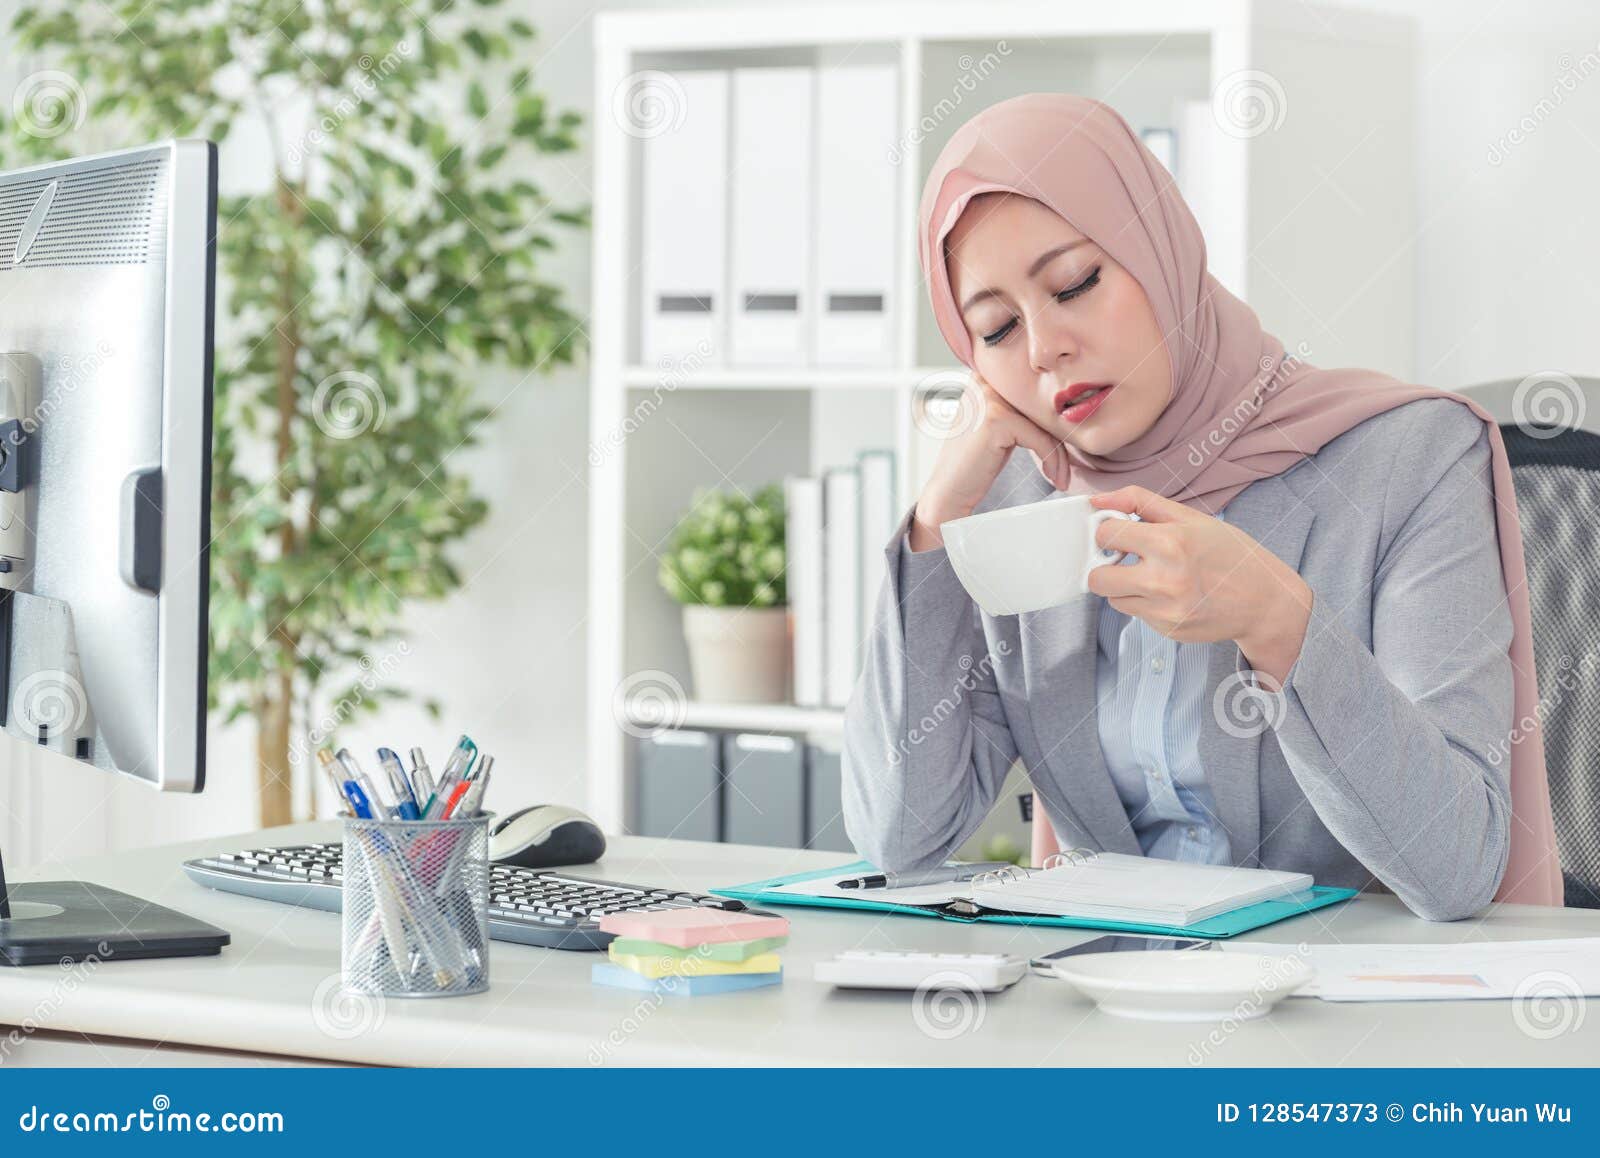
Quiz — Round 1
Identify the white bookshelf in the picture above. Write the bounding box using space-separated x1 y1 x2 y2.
621 698 846 737
587 0 1415 832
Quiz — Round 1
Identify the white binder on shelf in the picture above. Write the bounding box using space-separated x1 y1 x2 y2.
822 466 862 708
1140 126 1177 177
730 67 814 366
856 449 896 652
641 69 728 366
784 474 826 708
1177 99 1243 298
813 63 898 367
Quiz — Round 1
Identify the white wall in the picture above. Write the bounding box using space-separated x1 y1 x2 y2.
5 0 1600 866
1359 0 1600 385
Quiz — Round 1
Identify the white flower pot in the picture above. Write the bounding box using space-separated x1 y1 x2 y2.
681 605 790 704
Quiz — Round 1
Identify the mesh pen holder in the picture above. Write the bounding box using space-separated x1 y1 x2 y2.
341 813 492 998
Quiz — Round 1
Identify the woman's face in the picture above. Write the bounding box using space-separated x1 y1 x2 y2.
944 192 1172 456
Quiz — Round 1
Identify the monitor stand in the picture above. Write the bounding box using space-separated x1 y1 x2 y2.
0 845 230 966
0 431 229 965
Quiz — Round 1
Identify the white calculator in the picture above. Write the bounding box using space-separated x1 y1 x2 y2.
814 950 1029 992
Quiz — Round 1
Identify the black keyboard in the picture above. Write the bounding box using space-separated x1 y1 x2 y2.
182 842 748 951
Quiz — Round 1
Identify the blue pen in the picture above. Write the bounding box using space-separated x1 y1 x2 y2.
341 777 376 819
337 748 391 819
378 747 420 820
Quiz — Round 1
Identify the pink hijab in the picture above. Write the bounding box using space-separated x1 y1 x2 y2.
919 93 1563 907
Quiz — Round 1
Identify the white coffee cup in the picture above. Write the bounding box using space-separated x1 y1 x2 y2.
939 494 1137 616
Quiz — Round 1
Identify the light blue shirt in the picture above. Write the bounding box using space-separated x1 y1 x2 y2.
1094 508 1233 866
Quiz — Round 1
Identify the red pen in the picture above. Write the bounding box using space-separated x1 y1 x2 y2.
440 778 473 818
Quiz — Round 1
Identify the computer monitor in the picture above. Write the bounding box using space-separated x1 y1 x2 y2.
0 139 227 965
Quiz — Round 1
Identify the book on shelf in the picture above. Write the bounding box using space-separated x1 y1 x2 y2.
784 475 825 708
785 448 897 711
821 465 860 708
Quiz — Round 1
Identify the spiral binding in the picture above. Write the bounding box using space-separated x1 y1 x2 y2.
1043 847 1100 869
970 847 1098 889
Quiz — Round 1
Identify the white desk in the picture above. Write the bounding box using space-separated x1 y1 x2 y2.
3 822 1596 1066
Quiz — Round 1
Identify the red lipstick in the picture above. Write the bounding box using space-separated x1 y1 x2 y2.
1054 382 1114 424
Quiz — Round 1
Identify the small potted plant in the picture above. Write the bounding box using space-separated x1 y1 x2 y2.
658 484 789 703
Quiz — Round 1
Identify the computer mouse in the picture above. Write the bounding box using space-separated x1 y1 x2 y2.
490 804 607 869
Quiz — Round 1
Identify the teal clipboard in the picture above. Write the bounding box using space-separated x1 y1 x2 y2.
711 859 1358 939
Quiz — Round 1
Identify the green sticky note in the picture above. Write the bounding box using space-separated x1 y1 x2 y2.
606 934 789 962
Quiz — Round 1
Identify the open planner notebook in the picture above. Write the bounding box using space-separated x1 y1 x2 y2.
712 850 1357 939
963 853 1312 926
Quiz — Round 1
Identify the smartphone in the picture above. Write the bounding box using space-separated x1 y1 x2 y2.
1029 934 1211 977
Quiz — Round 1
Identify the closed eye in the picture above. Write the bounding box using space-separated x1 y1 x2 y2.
980 265 1103 347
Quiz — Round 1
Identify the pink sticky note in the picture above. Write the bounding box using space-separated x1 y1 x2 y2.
597 907 789 947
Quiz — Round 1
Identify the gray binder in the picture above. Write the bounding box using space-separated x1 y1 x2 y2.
723 733 804 848
635 729 720 841
804 741 855 853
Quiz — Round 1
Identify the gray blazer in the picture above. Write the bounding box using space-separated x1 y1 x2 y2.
841 397 1515 921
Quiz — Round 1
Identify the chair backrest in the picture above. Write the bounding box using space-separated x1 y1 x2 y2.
1479 379 1600 907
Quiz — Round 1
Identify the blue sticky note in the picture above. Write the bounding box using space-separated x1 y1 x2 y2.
591 962 783 996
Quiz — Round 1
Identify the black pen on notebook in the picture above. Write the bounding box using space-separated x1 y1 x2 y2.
837 862 1015 890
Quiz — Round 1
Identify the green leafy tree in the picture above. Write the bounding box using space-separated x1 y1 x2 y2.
0 0 588 824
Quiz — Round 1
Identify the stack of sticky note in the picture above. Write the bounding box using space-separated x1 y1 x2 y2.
592 907 790 995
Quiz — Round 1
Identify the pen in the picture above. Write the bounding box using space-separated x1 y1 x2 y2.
337 747 390 819
432 760 493 904
316 748 355 816
409 747 435 805
836 862 1016 890
316 746 370 818
341 776 376 820
421 736 475 819
378 746 420 820
444 755 491 818
440 779 473 819
459 765 491 818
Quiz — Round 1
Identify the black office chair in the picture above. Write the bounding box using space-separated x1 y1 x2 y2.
1477 374 1600 907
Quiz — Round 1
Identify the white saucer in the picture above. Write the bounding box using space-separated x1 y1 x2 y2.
1050 950 1314 1022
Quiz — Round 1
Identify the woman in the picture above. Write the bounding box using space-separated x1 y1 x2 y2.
841 93 1563 920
